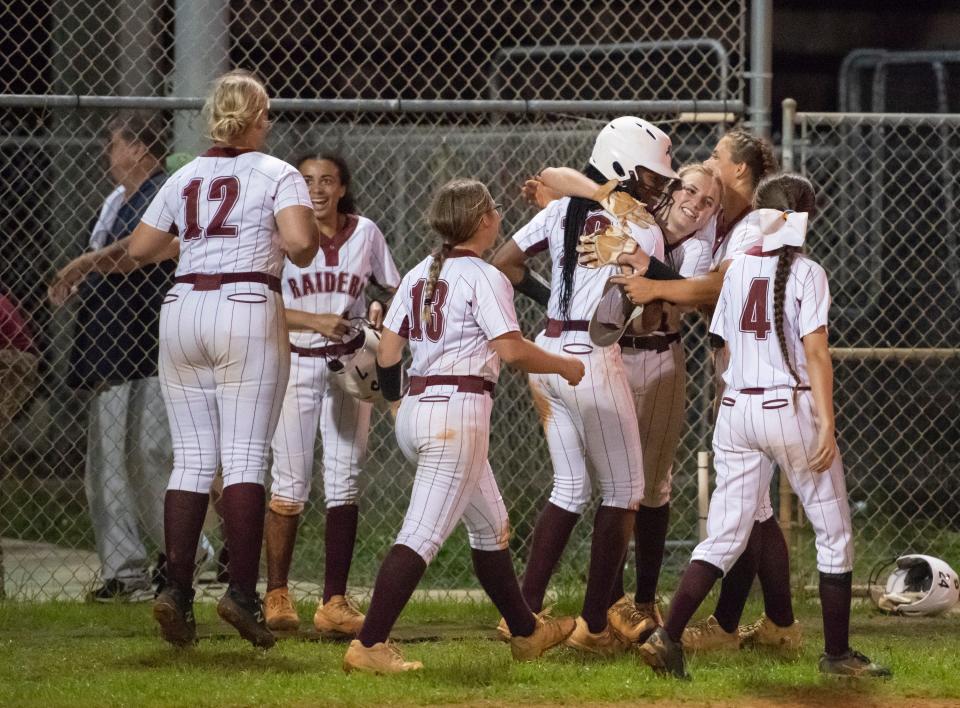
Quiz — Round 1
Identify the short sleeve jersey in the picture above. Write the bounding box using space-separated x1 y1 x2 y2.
141 147 312 277
710 251 831 391
383 250 520 382
657 215 715 332
282 214 401 348
711 209 759 270
511 197 665 322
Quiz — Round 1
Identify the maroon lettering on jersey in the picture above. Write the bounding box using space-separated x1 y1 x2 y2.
337 272 349 293
583 213 611 236
287 278 302 299
301 273 316 296
348 275 362 298
323 273 337 292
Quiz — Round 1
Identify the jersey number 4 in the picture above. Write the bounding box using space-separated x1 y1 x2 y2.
181 177 241 240
739 277 772 340
409 278 449 341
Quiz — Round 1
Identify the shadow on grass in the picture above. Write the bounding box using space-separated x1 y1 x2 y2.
122 646 315 675
739 678 889 708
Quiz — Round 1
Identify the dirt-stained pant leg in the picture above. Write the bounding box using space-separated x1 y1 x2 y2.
393 390 507 563
622 341 685 507
533 332 644 513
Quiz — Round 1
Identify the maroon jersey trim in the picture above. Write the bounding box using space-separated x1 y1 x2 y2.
320 214 360 267
201 146 257 158
445 248 480 259
524 239 549 256
664 231 697 256
712 205 752 257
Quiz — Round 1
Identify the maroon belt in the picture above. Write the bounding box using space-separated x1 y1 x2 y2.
175 272 281 293
544 318 590 337
741 385 811 395
290 330 365 358
408 375 495 396
619 332 681 352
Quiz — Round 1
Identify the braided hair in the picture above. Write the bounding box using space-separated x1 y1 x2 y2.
724 128 778 189
755 173 818 389
424 179 492 322
558 164 608 319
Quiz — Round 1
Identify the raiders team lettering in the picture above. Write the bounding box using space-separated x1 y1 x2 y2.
287 271 365 299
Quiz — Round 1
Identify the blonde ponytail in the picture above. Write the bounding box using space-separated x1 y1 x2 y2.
204 70 269 144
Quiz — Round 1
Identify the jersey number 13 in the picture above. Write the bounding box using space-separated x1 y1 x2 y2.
409 279 449 341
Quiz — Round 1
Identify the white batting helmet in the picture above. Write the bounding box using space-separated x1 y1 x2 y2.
874 554 960 616
327 322 383 402
589 116 679 182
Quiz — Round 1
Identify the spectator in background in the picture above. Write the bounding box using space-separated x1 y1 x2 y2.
48 112 213 602
0 288 40 600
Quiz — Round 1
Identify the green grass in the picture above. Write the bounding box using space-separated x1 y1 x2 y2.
1 597 959 707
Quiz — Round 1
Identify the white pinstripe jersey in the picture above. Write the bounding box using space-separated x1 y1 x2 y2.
710 250 831 391
383 250 520 382
658 216 716 332
711 209 756 269
141 147 312 277
512 197 664 322
282 215 401 349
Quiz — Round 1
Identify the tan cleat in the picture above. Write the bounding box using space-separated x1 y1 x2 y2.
607 596 663 643
264 587 300 631
496 607 553 642
681 614 740 653
510 614 576 661
565 615 631 656
342 639 424 674
739 614 803 654
314 594 365 637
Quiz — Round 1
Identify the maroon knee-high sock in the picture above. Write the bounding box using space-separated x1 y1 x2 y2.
357 544 427 647
712 521 760 633
664 560 724 642
608 548 628 608
219 483 266 595
163 490 209 590
472 549 536 638
634 503 670 604
323 504 359 602
520 502 580 612
819 571 852 656
582 506 634 633
756 517 794 626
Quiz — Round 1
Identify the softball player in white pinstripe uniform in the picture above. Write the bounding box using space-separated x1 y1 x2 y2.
639 174 890 680
494 117 677 654
342 179 582 674
129 70 319 650
263 154 400 635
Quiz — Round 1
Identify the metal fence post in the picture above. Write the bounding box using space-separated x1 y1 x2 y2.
781 98 796 172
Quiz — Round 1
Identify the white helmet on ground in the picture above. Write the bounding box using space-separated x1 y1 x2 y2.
589 116 679 182
327 321 383 402
874 554 960 616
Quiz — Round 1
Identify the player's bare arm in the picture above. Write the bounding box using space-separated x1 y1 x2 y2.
366 285 397 330
611 263 725 307
276 204 320 267
535 167 597 200
803 325 837 473
489 331 584 386
127 222 181 265
284 308 350 341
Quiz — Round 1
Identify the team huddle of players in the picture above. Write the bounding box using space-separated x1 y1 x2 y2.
121 70 888 679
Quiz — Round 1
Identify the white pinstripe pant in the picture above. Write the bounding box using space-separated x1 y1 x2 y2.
529 332 644 514
158 282 290 492
692 388 853 574
622 340 686 508
393 389 510 564
269 354 372 506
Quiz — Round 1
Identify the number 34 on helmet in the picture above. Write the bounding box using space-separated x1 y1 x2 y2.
872 554 960 616
327 321 390 403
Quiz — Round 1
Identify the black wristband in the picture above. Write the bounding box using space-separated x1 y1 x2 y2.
515 267 551 307
376 361 403 402
645 257 684 281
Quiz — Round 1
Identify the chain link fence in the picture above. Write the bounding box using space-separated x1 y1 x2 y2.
783 107 960 588
0 102 736 600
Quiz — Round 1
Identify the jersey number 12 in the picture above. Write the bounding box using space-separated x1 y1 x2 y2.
181 177 241 240
739 277 771 340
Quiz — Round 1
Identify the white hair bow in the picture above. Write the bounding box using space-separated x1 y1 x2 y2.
752 208 809 253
